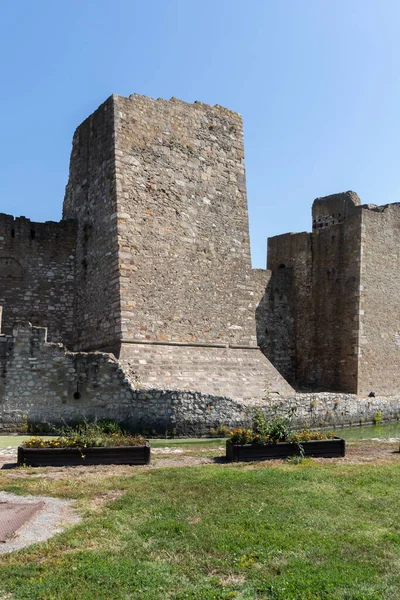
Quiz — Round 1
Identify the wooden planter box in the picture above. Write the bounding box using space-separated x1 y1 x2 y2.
226 438 345 462
17 443 151 467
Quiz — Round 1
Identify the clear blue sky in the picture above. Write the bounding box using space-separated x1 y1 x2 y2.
1 0 399 268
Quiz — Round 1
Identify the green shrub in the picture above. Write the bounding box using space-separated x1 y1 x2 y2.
208 424 231 438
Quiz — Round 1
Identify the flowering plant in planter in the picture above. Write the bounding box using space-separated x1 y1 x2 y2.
18 421 150 467
225 409 344 462
228 408 335 446
22 421 146 449
227 427 335 445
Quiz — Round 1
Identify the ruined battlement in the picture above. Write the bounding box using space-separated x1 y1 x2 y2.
128 92 244 118
312 191 361 229
311 191 400 231
0 213 77 345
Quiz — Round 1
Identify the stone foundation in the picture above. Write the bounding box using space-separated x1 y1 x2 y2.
119 341 294 400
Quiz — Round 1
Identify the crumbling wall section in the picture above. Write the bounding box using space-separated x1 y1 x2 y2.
0 322 134 432
0 321 271 434
1 323 399 434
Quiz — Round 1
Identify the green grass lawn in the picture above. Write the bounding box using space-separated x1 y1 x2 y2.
0 435 32 448
0 458 399 599
0 435 225 449
150 437 224 448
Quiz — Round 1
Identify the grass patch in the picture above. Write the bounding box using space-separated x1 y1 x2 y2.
0 436 224 450
0 458 399 599
0 436 33 448
149 438 225 448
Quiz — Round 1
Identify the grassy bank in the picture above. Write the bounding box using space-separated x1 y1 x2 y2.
0 451 399 599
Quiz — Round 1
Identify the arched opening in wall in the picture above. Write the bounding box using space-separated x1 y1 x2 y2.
0 258 23 279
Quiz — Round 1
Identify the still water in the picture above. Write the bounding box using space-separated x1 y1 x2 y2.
331 421 400 440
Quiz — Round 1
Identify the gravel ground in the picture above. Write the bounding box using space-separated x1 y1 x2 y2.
0 448 17 457
0 491 80 554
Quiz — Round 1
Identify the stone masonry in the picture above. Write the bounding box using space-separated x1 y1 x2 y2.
258 191 400 395
1 93 400 433
0 215 76 346
1 321 399 434
62 93 293 400
0 93 294 433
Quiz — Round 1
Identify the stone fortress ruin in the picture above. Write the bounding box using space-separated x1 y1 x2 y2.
1 93 400 433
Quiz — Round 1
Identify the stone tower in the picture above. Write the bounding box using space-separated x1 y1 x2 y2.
258 191 400 395
63 93 293 399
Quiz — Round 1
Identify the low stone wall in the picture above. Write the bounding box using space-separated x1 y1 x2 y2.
263 392 400 429
0 322 135 433
1 322 400 435
0 322 253 435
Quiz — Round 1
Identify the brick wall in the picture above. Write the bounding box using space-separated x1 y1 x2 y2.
119 342 294 400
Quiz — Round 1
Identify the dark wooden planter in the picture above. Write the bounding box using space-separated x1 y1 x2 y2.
17 443 151 467
226 438 345 462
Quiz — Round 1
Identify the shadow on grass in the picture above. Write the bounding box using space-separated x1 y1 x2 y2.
1 462 18 470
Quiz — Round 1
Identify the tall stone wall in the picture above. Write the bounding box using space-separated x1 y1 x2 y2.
0 214 76 346
357 204 400 394
309 211 361 391
261 232 312 386
63 96 121 352
61 92 292 404
113 93 258 347
259 193 362 392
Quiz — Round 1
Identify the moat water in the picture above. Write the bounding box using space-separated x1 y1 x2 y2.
331 421 400 440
